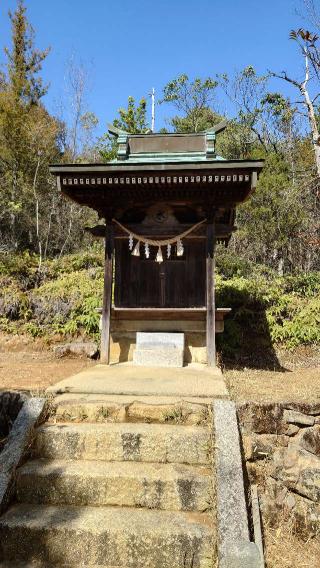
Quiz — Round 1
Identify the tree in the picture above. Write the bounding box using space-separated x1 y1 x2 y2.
4 0 50 105
0 2 94 260
219 66 298 157
271 28 320 177
98 96 149 161
160 74 218 132
113 96 148 134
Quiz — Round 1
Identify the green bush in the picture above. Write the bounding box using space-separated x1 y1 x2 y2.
0 252 319 353
216 271 320 357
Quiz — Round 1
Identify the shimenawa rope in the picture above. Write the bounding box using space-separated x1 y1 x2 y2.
112 218 206 247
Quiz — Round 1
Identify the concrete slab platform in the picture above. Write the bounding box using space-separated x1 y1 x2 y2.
47 363 228 399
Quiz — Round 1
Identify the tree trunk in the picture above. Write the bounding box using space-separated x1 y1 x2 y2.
300 59 320 176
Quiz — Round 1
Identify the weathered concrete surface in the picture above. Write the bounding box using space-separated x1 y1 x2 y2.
221 542 262 568
0 398 46 515
17 459 212 511
133 333 184 368
52 393 212 425
133 347 184 368
136 332 185 350
34 422 211 465
214 400 262 568
46 363 227 399
0 503 214 568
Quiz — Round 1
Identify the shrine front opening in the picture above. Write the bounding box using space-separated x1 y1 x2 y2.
50 124 263 367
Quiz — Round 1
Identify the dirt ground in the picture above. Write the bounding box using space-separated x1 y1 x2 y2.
0 332 318 400
0 351 95 393
0 346 319 403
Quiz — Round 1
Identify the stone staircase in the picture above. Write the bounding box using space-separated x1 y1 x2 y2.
0 394 216 567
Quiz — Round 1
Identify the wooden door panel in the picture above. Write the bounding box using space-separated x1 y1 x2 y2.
115 240 205 308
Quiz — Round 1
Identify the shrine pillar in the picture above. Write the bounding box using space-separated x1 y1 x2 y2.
100 221 114 364
206 220 216 367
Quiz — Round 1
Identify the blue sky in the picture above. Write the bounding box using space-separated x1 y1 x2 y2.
0 0 306 136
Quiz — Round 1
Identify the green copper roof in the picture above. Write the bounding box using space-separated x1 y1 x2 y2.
108 122 227 164
111 151 226 164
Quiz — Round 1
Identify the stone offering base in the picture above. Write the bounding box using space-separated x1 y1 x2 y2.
133 332 184 368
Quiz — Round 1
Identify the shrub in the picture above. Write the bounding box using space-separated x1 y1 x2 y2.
0 253 319 354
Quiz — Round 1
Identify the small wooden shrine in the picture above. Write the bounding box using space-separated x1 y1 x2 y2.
50 123 263 366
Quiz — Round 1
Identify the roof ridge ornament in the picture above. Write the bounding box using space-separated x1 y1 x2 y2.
205 120 228 159
206 119 228 134
107 123 128 137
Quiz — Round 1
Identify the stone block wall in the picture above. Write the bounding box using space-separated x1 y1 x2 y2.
237 402 320 534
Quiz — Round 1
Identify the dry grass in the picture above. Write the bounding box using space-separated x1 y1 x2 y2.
225 366 320 403
263 513 320 568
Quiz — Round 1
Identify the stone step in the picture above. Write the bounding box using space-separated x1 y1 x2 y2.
17 459 213 512
34 422 211 464
52 393 212 426
0 504 215 567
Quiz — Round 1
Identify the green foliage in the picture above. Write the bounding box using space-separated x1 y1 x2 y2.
160 74 218 132
4 0 50 104
216 270 320 360
171 107 221 134
113 96 149 134
0 253 319 359
98 96 149 161
0 4 97 257
0 251 104 339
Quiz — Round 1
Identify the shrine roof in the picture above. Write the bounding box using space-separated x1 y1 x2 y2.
49 123 264 217
109 124 227 164
50 122 264 172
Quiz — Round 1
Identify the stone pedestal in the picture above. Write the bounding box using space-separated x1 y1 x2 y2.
133 333 184 368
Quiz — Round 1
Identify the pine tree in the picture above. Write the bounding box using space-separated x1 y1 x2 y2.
4 0 50 104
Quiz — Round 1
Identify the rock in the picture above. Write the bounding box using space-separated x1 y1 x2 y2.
0 504 214 568
237 403 284 434
54 342 98 359
16 460 212 512
298 425 320 457
0 393 24 440
242 434 287 461
214 401 251 563
0 398 46 514
283 402 320 416
221 541 262 568
283 409 315 427
272 445 320 502
133 347 184 368
261 478 320 535
286 424 300 436
284 491 296 511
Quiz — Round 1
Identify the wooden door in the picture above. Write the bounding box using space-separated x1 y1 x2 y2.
114 240 205 308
